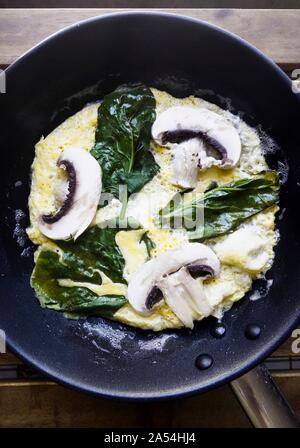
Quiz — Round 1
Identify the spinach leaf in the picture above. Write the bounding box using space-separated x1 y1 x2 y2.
31 226 127 317
140 231 156 259
159 171 279 241
57 226 125 283
91 85 159 196
31 250 126 317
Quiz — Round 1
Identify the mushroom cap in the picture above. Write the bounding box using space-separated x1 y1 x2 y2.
39 147 102 240
152 106 241 168
127 242 220 315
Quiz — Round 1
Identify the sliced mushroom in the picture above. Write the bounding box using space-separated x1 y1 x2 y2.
171 138 201 189
157 267 213 328
39 147 102 240
127 242 220 327
152 106 241 188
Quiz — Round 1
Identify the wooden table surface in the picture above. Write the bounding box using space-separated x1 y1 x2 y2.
1 8 300 428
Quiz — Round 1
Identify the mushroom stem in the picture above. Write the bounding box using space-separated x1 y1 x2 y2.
171 139 200 188
157 267 212 329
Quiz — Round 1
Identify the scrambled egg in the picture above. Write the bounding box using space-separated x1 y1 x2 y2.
27 89 279 331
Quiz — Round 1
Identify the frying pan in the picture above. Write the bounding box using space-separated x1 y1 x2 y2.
1 11 300 426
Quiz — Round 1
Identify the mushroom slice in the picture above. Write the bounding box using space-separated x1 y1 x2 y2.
127 242 220 323
39 147 102 240
157 267 212 329
152 106 241 187
171 139 202 189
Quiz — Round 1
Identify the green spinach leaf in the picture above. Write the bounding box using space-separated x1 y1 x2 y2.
91 85 159 196
139 231 156 259
57 226 125 283
159 171 279 241
31 226 127 317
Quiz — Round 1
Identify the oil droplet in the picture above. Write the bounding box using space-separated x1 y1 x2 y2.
245 324 261 340
210 323 226 339
195 354 213 370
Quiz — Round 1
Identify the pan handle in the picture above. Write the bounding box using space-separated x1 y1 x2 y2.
231 364 300 428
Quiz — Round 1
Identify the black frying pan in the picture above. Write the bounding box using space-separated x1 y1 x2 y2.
1 12 300 401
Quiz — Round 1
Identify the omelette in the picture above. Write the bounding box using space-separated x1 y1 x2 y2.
27 86 279 331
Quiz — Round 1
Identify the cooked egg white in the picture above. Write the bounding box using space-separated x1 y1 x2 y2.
27 88 279 331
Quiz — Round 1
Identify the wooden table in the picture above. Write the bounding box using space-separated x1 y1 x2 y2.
1 8 300 428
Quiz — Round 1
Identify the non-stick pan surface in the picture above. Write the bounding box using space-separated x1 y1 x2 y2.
1 12 300 400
